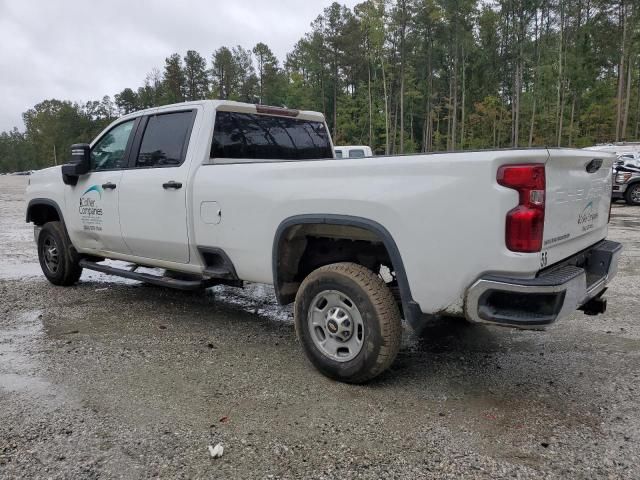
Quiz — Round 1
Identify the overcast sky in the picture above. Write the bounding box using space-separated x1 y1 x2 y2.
0 0 359 132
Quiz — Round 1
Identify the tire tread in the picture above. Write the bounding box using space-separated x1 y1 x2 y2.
295 262 402 383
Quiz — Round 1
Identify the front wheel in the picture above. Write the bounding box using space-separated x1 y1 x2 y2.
294 262 402 383
624 183 640 206
37 221 83 286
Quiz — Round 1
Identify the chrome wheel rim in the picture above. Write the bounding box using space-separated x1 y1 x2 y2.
631 186 640 203
308 290 364 362
41 235 60 274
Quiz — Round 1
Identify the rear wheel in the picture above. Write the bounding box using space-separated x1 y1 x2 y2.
294 262 402 383
37 221 83 286
625 183 640 206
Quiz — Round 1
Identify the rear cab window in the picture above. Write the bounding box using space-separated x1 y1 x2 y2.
211 111 333 161
348 149 365 159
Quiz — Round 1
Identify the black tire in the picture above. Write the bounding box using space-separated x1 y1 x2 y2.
294 262 402 383
624 183 640 206
37 221 83 286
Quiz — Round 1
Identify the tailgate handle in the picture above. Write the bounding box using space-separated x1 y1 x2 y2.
585 158 603 173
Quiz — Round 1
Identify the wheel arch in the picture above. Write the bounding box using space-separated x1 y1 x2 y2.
26 198 66 229
625 178 640 187
272 214 422 329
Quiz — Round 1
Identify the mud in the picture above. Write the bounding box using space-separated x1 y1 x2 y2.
1 175 640 479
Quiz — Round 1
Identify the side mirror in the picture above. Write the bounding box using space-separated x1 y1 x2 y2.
61 143 91 185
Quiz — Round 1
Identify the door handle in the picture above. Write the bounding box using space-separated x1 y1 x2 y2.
162 181 183 190
102 182 116 190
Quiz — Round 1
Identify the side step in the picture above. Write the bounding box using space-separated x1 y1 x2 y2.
79 259 208 291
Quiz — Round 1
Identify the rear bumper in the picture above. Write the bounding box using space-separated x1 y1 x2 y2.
465 240 622 329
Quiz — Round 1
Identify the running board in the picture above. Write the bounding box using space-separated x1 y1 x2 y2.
78 259 207 291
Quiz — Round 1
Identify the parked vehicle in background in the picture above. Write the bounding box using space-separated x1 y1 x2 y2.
613 160 640 205
585 143 640 205
25 100 621 383
585 142 640 159
616 152 640 168
334 145 373 159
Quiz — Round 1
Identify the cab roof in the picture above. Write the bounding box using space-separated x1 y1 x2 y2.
121 100 326 123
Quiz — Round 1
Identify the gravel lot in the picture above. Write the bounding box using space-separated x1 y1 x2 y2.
1 174 639 479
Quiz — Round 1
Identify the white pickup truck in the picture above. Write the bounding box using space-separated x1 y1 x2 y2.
26 100 622 383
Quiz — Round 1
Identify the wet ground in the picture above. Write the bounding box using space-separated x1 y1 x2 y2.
1 174 639 479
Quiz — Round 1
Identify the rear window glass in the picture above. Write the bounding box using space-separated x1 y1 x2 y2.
211 111 333 160
136 111 194 168
335 150 343 158
348 149 365 158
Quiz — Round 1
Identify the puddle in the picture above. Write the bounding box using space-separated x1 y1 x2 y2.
0 260 140 284
206 282 293 323
0 309 72 407
613 220 640 229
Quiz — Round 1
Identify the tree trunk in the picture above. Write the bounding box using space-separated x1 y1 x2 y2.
381 57 390 155
615 0 627 142
451 55 458 151
333 62 338 141
399 0 406 154
622 56 633 139
493 115 497 148
556 0 564 146
400 73 405 153
513 62 521 147
368 60 373 147
558 81 566 146
391 93 399 154
636 63 640 139
529 96 537 147
447 76 452 151
568 95 576 147
529 7 541 147
460 47 466 150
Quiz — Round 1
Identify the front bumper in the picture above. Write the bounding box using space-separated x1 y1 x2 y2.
465 240 622 329
612 184 626 198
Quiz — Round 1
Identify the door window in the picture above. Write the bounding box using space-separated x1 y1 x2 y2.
91 120 135 171
135 111 195 168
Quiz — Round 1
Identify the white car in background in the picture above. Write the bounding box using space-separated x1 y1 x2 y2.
334 145 373 159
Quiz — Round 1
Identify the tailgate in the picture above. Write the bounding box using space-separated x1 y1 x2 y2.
543 149 614 264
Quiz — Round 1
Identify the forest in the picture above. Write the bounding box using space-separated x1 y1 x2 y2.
0 0 638 173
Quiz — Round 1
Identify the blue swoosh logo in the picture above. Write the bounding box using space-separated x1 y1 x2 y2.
81 185 102 199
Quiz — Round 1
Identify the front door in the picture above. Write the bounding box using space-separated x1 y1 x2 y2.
118 110 196 264
64 119 136 254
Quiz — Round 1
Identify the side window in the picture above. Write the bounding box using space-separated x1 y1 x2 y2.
136 111 194 168
91 120 135 171
348 149 365 159
211 112 333 161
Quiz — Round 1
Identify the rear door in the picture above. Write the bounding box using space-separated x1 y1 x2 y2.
118 110 197 264
543 149 615 264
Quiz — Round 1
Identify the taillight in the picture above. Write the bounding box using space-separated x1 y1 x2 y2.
497 164 546 253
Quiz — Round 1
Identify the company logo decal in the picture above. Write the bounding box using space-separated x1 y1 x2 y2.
578 201 599 232
79 184 103 232
82 184 102 199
